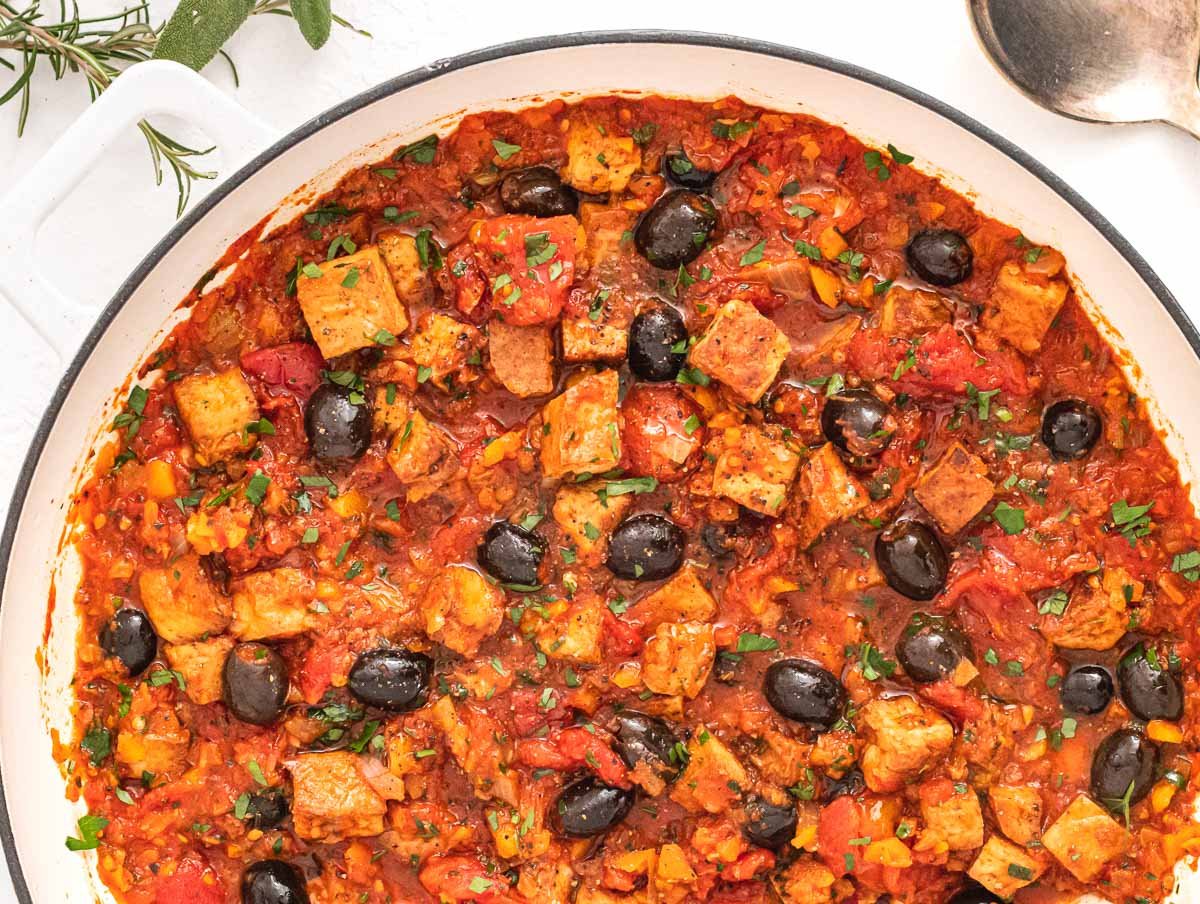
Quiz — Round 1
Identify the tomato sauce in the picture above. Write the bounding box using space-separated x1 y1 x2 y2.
59 94 1200 904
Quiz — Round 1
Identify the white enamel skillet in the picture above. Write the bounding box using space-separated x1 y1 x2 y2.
0 32 1195 903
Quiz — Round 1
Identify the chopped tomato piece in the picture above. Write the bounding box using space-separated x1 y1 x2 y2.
516 726 629 787
468 215 578 326
240 342 325 403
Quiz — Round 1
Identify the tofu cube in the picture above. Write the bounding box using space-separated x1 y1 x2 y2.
918 778 984 851
552 479 633 566
579 203 637 272
981 261 1069 354
386 410 460 502
373 384 413 437
632 566 717 630
670 730 748 814
967 836 1044 899
410 312 484 392
860 696 954 792
1041 794 1130 883
297 246 408 359
540 370 622 478
1039 566 1133 651
535 595 605 665
641 621 716 698
711 425 800 515
790 444 869 546
172 367 260 465
913 442 994 534
688 299 791 403
989 784 1044 845
489 319 555 398
561 317 629 363
138 553 231 644
288 750 387 841
376 231 428 306
879 286 951 337
231 566 316 640
422 564 505 657
164 636 235 705
562 122 641 194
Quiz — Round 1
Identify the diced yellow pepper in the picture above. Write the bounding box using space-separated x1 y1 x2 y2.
865 837 913 868
482 430 523 467
610 849 655 875
810 267 841 308
328 489 368 518
656 844 697 883
610 661 642 689
1148 720 1183 744
1151 780 1178 814
818 226 849 260
145 459 177 499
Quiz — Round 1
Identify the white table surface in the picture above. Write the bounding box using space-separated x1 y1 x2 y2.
0 1 1197 899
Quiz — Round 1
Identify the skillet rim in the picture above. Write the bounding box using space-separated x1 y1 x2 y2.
1 29 1195 903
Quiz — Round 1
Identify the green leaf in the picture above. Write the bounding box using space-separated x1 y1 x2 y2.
65 814 109 852
739 240 766 267
735 633 778 653
288 0 332 49
81 727 111 766
492 138 522 160
152 0 256 72
993 501 1025 535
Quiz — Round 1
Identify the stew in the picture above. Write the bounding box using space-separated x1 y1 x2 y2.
61 94 1200 904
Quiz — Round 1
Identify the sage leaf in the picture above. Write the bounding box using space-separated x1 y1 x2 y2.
289 0 333 50
153 0 255 72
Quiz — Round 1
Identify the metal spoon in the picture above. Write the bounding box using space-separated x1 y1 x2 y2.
968 0 1200 140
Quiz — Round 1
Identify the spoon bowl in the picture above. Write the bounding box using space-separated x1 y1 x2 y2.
969 0 1200 138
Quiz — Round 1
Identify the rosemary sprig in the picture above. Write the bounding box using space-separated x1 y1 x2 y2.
0 1 362 216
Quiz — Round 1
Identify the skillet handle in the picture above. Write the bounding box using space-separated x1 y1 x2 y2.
0 60 278 361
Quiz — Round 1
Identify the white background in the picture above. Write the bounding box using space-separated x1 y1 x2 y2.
0 0 1197 899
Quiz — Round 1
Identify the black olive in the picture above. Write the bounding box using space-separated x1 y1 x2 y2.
896 614 972 684
606 513 685 581
742 797 797 849
1041 399 1102 461
821 389 893 460
1090 728 1157 809
99 608 157 676
304 383 371 459
634 189 717 269
241 859 309 904
223 643 289 726
701 522 735 559
1060 664 1114 715
875 521 948 601
613 712 681 782
498 165 578 217
821 768 865 802
947 884 1003 904
1117 645 1183 722
763 659 846 729
347 648 432 712
905 228 973 287
246 788 290 830
477 521 546 586
662 152 716 191
552 775 634 837
627 306 688 382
